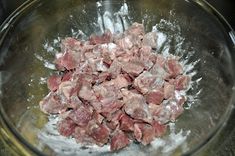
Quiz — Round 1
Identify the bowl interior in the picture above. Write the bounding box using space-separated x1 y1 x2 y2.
0 0 234 155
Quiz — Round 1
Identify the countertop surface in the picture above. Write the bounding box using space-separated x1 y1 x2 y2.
0 0 235 155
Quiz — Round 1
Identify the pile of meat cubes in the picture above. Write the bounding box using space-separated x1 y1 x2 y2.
39 23 190 151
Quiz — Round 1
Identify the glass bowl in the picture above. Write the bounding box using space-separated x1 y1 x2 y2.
0 0 235 155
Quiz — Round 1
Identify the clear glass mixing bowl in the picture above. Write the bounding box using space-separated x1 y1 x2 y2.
0 0 235 155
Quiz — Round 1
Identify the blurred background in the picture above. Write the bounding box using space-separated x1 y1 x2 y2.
1 0 234 29
0 0 234 155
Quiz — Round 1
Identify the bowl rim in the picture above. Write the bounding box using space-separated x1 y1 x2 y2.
0 0 235 155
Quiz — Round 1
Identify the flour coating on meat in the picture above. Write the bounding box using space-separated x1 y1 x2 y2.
39 22 191 151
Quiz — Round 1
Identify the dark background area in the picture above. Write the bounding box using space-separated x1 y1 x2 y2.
0 0 234 155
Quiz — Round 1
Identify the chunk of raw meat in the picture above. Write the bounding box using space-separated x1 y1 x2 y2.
142 32 157 49
134 71 164 94
39 92 66 114
164 82 175 99
58 81 76 99
61 37 81 52
116 35 133 49
61 71 73 82
87 122 110 146
78 84 96 101
146 89 164 105
47 75 62 91
68 94 82 109
150 63 169 79
139 46 155 70
68 106 93 127
152 121 167 137
56 50 80 70
134 123 155 145
93 112 104 124
100 100 124 117
73 126 95 144
154 99 184 123
113 74 130 89
110 130 130 151
175 75 190 90
122 60 145 76
57 118 77 137
165 58 183 78
89 30 112 45
122 89 152 123
155 54 166 67
108 59 122 78
120 114 134 131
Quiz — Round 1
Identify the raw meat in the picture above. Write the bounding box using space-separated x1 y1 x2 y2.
39 22 191 151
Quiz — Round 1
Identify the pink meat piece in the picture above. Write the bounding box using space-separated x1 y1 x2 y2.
139 46 155 70
108 59 122 78
47 75 62 91
105 110 123 131
87 122 110 146
99 74 129 91
116 35 133 50
175 75 190 90
142 32 157 49
116 51 135 62
120 114 134 132
73 126 95 144
134 123 155 145
110 130 130 151
58 81 76 99
93 85 112 99
148 103 162 115
84 51 97 59
121 60 145 76
155 54 166 67
154 99 184 123
152 103 171 124
150 63 169 79
78 84 96 101
146 89 164 105
61 37 81 52
96 72 111 84
39 92 66 114
165 58 183 78
68 106 93 127
56 49 80 70
152 121 167 137
93 112 104 124
134 71 164 94
68 94 82 109
89 30 112 45
122 89 152 123
61 71 73 82
100 100 124 117
169 103 184 122
114 74 130 89
164 82 175 99
88 58 108 72
57 118 77 137
104 110 124 130
133 123 142 142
